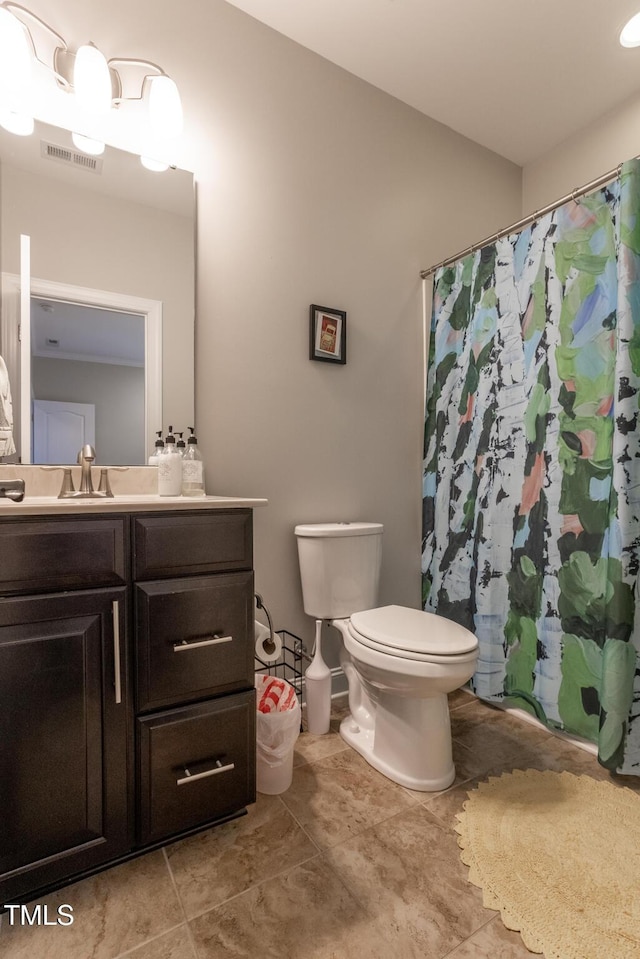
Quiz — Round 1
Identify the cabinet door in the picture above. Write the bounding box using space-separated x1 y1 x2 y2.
136 571 253 711
0 588 130 902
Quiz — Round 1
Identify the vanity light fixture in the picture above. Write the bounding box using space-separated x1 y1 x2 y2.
620 11 640 47
0 2 183 169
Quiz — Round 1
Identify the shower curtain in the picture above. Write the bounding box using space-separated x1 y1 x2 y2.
422 159 640 776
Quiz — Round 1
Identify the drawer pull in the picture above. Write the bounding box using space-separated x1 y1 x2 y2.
113 600 122 705
173 634 232 652
177 760 235 786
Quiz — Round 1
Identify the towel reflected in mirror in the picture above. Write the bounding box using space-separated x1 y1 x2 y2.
0 353 16 458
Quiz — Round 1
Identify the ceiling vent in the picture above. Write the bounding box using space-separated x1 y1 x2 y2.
40 140 103 175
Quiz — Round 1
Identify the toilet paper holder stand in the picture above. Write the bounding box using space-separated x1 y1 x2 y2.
254 592 277 658
254 593 308 708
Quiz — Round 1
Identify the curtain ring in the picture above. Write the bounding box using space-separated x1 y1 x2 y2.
571 187 581 205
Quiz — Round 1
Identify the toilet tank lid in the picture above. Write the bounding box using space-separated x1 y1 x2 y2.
295 522 383 537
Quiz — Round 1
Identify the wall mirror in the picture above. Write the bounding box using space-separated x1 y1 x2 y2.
0 119 195 465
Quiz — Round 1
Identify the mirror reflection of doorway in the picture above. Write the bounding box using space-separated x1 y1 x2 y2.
32 399 96 464
31 297 146 465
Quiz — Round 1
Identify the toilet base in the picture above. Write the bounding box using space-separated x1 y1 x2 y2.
339 691 456 792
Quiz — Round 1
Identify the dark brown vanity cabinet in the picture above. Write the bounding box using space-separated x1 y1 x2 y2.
0 507 256 905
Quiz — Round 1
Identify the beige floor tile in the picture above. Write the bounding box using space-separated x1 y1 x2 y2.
328 695 350 725
447 916 537 958
450 702 554 782
325 804 490 958
166 792 318 919
117 924 197 959
452 699 552 749
189 857 367 959
449 687 476 711
293 727 349 767
279 747 417 850
0 852 182 959
524 732 608 779
426 713 609 830
423 778 477 829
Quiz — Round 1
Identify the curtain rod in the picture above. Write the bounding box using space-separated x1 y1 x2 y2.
419 160 629 280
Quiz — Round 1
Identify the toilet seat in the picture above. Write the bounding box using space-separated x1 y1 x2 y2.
348 605 478 664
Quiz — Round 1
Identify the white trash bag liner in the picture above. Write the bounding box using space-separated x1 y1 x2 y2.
255 675 301 795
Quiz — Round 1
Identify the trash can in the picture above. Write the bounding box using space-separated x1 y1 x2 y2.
255 675 301 794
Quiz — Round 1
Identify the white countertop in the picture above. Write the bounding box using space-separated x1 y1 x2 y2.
0 494 268 516
0 466 267 515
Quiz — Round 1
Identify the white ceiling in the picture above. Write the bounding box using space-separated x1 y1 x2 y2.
224 0 640 166
31 298 145 367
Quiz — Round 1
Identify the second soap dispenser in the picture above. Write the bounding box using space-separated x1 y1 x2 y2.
158 426 183 496
182 426 205 496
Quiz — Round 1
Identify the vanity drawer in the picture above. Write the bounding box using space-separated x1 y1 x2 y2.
0 516 128 595
133 509 252 580
136 571 253 711
137 690 256 845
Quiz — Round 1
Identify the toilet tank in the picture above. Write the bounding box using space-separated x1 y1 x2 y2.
294 522 383 619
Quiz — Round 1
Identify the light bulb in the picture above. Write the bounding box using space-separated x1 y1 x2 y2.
0 107 33 135
140 155 169 172
72 132 105 156
620 12 640 47
0 6 34 132
74 43 112 113
147 75 182 139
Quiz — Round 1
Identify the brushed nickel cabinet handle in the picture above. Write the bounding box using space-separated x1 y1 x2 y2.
177 760 235 786
173 634 232 652
112 600 122 705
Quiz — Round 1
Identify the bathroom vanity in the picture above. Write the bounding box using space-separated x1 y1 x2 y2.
0 482 266 904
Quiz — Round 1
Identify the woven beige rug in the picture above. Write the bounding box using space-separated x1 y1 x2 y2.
455 769 640 958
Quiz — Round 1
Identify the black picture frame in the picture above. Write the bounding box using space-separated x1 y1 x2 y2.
309 304 347 364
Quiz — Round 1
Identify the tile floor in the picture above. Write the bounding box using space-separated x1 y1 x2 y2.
2 690 638 958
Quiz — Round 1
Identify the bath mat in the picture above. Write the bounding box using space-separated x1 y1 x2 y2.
455 769 640 958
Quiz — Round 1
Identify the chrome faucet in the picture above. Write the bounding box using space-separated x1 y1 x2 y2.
41 452 119 499
0 478 25 502
77 445 96 495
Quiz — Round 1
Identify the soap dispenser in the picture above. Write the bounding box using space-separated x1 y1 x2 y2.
176 431 186 455
158 425 183 496
182 426 205 497
148 431 164 466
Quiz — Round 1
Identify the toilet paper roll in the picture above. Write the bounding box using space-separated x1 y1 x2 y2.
254 619 282 664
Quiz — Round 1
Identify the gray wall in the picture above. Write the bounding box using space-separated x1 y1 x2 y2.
31 0 523 660
523 91 640 214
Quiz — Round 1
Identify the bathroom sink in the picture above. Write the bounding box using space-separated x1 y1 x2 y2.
0 465 267 513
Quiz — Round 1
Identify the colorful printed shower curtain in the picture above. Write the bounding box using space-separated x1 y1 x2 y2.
422 160 640 775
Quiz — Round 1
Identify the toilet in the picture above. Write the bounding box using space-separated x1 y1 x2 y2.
294 522 479 791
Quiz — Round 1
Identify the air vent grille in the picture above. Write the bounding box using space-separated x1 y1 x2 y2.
40 140 103 175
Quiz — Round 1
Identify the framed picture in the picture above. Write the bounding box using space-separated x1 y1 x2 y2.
309 304 347 364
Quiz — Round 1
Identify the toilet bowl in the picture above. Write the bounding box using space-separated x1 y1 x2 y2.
331 605 478 791
294 523 479 792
